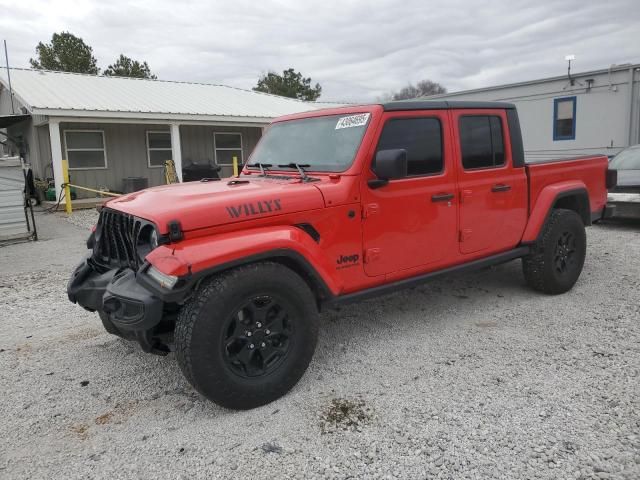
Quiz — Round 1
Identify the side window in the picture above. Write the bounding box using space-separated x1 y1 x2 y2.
214 132 243 166
459 116 505 169
376 118 443 176
146 131 172 168
553 97 576 140
64 130 107 170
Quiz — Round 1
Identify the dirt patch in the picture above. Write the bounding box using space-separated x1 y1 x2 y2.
60 327 102 344
70 423 89 440
475 320 498 328
15 343 33 357
95 411 114 425
319 397 373 434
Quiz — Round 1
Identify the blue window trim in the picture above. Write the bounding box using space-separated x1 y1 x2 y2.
553 96 576 141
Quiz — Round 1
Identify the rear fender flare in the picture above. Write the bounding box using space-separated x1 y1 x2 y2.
521 181 590 243
145 226 342 299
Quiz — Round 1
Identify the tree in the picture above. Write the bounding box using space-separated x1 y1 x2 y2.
389 79 447 100
30 32 99 74
253 68 322 101
104 54 157 79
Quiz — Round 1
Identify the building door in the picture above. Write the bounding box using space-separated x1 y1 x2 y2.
361 111 459 277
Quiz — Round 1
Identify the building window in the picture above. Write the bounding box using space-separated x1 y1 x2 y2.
146 131 172 168
214 133 243 166
553 96 576 140
376 117 443 176
64 130 107 170
459 116 505 169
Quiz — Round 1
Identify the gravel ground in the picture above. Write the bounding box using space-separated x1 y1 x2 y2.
59 208 100 230
0 212 639 480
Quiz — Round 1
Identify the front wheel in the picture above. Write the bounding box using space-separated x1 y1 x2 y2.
175 262 319 409
522 208 586 294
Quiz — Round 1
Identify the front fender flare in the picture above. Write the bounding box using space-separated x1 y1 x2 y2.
521 181 589 243
144 226 342 297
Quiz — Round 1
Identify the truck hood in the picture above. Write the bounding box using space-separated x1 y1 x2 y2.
106 177 325 233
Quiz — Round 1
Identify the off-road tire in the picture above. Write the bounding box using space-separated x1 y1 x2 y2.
522 208 586 294
175 262 319 409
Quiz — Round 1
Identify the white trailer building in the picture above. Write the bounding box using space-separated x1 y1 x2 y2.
431 63 640 162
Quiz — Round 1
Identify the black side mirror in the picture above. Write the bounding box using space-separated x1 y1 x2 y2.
369 149 407 188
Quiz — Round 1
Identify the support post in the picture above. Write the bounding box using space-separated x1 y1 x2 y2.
232 155 239 176
62 159 72 214
170 123 183 182
48 120 64 199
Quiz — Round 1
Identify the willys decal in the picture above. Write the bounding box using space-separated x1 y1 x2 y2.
226 199 282 219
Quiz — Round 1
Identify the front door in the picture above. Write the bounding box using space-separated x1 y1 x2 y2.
361 111 459 277
451 110 528 255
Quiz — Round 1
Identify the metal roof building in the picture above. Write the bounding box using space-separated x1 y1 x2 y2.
0 68 333 197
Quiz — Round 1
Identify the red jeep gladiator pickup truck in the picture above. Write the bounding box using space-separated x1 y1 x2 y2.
68 100 612 409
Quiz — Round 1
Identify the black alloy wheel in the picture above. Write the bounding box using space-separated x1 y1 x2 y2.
223 295 294 378
553 231 577 274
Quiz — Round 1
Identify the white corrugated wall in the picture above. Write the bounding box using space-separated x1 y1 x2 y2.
0 156 29 241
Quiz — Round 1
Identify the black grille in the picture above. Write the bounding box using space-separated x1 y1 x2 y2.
94 209 144 270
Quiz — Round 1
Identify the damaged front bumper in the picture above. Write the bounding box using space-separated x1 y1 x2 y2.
67 254 183 354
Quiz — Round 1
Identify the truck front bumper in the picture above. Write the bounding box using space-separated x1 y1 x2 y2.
67 255 165 333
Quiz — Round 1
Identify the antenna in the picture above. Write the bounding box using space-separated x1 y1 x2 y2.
565 54 575 86
3 39 15 114
562 54 583 90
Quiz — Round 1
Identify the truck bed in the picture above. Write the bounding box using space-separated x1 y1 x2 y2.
526 155 609 218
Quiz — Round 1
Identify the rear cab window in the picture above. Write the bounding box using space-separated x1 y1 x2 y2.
459 116 505 169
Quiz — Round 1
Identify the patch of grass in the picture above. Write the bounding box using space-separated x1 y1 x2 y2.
319 397 372 434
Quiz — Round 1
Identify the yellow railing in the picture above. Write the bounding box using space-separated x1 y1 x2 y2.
61 159 121 215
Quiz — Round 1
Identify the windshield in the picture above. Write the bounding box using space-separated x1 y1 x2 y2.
249 113 371 172
610 146 640 170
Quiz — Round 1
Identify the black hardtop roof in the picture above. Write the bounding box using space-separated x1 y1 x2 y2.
382 100 516 111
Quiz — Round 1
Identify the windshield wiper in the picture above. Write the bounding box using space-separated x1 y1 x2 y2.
247 162 272 177
278 163 310 181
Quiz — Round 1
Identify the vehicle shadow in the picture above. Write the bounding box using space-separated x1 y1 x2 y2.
597 218 640 231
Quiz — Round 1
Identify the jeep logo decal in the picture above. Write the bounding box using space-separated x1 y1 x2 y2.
226 199 282 219
336 253 360 270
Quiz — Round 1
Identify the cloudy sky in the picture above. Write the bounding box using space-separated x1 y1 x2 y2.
1 0 639 102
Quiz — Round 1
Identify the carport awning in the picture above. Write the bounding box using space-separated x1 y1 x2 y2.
0 114 30 128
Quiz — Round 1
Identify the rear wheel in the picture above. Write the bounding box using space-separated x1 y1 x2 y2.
522 208 586 294
175 262 319 409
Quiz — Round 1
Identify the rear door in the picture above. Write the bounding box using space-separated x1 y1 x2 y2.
451 110 528 255
361 110 459 276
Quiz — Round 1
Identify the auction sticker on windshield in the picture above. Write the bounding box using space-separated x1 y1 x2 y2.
335 113 370 130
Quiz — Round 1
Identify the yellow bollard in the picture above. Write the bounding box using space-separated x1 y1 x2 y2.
62 159 72 214
232 155 239 177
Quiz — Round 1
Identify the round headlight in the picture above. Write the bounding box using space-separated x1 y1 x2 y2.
136 225 159 262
